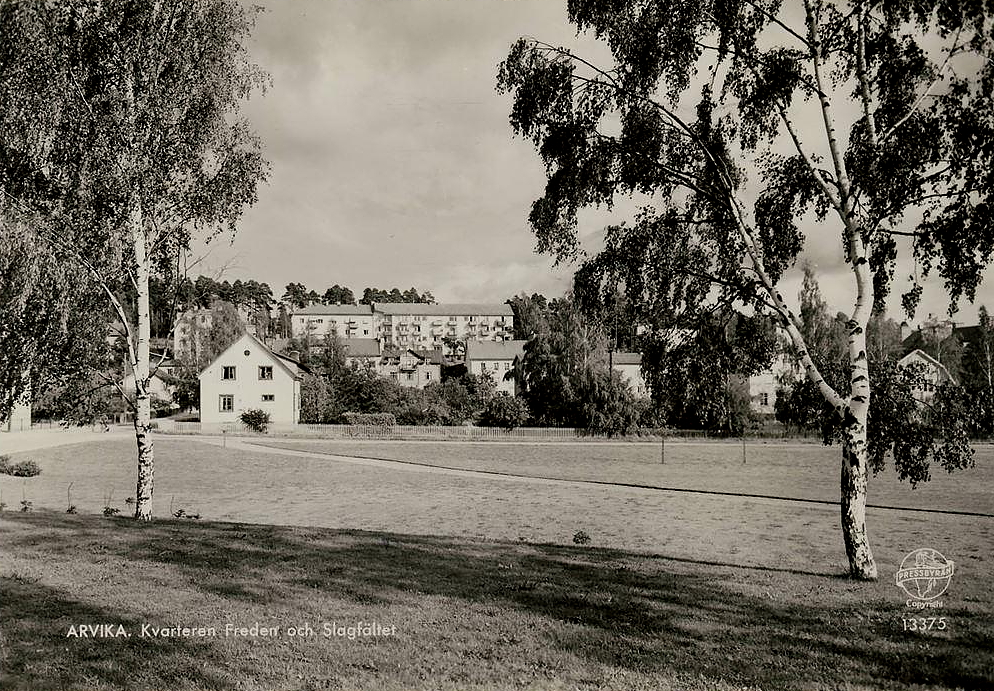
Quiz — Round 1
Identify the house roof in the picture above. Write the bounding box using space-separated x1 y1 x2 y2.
465 339 526 361
373 302 513 316
898 349 955 383
198 332 306 380
342 338 381 358
611 352 642 366
292 303 372 316
411 348 446 365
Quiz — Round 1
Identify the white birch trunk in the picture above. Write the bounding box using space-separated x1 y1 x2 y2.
131 196 154 521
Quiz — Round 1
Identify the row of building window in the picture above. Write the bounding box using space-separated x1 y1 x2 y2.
221 366 273 381
219 394 275 411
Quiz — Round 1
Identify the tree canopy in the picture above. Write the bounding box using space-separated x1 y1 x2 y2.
498 0 992 579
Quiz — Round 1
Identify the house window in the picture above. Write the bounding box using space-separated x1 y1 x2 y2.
219 395 234 412
760 393 769 406
222 366 236 380
425 371 432 381
406 373 414 381
258 366 273 380
262 394 275 402
504 362 510 370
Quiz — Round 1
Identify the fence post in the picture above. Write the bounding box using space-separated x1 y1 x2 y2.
742 436 746 464
661 433 665 464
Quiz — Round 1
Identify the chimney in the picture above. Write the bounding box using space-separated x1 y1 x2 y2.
900 321 911 342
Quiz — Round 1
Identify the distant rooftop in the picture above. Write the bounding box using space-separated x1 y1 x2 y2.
374 302 513 316
612 352 642 366
341 338 381 358
292 304 373 316
465 340 526 361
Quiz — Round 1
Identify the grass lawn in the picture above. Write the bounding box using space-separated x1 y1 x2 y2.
1 438 992 689
2 511 993 690
253 439 994 515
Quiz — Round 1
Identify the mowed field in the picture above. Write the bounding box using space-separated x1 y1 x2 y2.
1 437 992 689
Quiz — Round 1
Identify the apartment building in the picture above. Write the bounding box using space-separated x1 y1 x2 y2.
291 304 376 341
375 303 514 349
289 302 515 349
174 302 257 361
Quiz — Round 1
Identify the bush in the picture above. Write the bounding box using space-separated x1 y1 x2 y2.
572 530 591 545
240 408 271 433
478 394 530 430
0 456 41 477
342 412 396 427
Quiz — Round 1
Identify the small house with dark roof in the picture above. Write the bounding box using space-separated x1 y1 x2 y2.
377 348 441 388
465 340 526 395
199 332 307 426
341 338 382 368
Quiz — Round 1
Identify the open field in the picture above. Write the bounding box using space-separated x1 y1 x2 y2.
1 438 992 689
253 439 994 515
2 511 993 690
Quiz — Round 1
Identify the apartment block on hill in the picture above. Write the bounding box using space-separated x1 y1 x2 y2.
292 304 376 341
289 302 515 349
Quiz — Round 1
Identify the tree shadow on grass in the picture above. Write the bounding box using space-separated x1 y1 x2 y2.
4 511 993 690
0 575 236 691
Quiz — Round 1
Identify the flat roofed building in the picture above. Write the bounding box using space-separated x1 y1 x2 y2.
375 303 514 349
290 304 375 341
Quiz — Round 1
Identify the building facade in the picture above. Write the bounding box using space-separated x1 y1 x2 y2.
291 304 376 341
174 302 257 362
377 349 442 388
465 340 526 395
898 349 956 402
199 333 304 426
611 352 649 398
290 303 515 349
374 303 514 349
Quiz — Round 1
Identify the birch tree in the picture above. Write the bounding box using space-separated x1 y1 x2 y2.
0 0 268 520
498 0 992 579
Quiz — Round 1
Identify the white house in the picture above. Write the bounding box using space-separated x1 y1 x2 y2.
199 332 305 427
611 352 649 398
121 356 179 405
466 340 526 395
2 386 31 433
898 349 956 402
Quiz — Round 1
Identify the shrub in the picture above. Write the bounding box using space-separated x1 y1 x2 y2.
240 408 271 433
572 530 591 545
342 412 396 427
20 500 33 513
66 505 78 514
478 394 530 430
0 456 41 477
103 506 121 517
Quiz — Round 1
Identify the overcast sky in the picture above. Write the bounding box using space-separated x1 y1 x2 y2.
200 0 993 327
